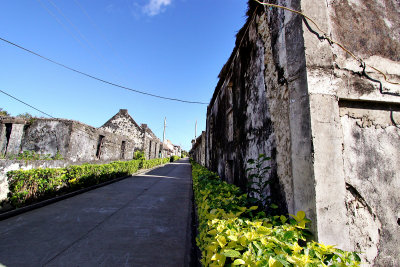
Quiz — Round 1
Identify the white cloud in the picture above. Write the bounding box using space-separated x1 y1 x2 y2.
143 0 172 16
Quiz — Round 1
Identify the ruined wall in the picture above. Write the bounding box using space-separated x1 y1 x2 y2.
100 109 143 151
21 119 72 157
0 118 27 155
68 122 135 162
192 133 205 166
204 0 400 264
205 7 287 210
142 125 161 160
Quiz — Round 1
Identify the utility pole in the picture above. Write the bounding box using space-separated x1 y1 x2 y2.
195 120 197 139
163 117 166 144
161 117 166 158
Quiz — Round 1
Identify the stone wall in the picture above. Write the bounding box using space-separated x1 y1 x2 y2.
100 109 144 151
100 110 161 160
0 117 136 163
191 132 205 166
21 119 72 157
0 118 27 155
199 0 400 264
141 124 161 160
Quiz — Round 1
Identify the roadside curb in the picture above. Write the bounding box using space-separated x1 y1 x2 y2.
0 162 171 221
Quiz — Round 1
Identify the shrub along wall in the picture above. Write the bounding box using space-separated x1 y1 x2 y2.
170 155 180 162
5 157 171 209
191 160 360 266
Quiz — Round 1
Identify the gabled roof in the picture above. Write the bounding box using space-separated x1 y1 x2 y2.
100 109 142 131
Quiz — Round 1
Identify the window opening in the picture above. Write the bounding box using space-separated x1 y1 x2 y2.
5 123 12 153
120 141 126 159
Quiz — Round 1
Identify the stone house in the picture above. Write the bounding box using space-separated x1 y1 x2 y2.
193 0 400 265
0 109 164 162
99 109 162 160
0 116 135 162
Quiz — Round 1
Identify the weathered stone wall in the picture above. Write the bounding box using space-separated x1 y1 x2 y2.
21 119 72 157
100 109 144 151
0 117 137 163
203 0 400 264
142 124 161 160
0 118 27 155
205 7 287 210
68 122 135 162
192 132 206 166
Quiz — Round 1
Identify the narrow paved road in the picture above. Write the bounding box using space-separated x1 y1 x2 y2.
0 159 193 267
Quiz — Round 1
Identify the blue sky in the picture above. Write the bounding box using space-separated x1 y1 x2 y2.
0 0 248 151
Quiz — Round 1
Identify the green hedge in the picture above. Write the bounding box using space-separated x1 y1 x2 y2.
191 160 360 266
6 157 171 208
142 157 170 169
170 155 180 162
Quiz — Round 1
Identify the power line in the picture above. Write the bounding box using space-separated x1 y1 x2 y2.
0 89 55 118
44 0 122 81
0 37 208 105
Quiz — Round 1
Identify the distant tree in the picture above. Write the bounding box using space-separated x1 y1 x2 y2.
0 108 10 117
17 112 33 119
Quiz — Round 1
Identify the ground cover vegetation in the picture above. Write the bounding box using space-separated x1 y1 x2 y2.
0 150 64 161
3 157 171 210
191 160 361 266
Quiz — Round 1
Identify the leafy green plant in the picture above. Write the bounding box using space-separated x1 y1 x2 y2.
246 154 276 211
133 150 145 160
170 155 180 162
53 151 64 160
3 151 61 161
191 160 360 266
0 108 10 116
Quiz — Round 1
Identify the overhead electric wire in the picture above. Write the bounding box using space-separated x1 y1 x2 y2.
36 0 86 50
0 37 208 104
0 89 54 118
38 0 129 82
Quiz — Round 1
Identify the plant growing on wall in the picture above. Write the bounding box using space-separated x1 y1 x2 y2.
246 154 277 211
0 108 10 116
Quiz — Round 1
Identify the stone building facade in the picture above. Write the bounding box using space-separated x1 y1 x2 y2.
191 132 205 166
99 109 162 160
0 117 135 162
0 109 166 162
192 0 400 265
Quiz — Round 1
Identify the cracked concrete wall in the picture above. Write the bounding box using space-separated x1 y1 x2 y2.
340 105 400 265
301 0 400 264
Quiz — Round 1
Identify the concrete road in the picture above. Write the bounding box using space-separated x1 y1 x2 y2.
0 159 193 267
